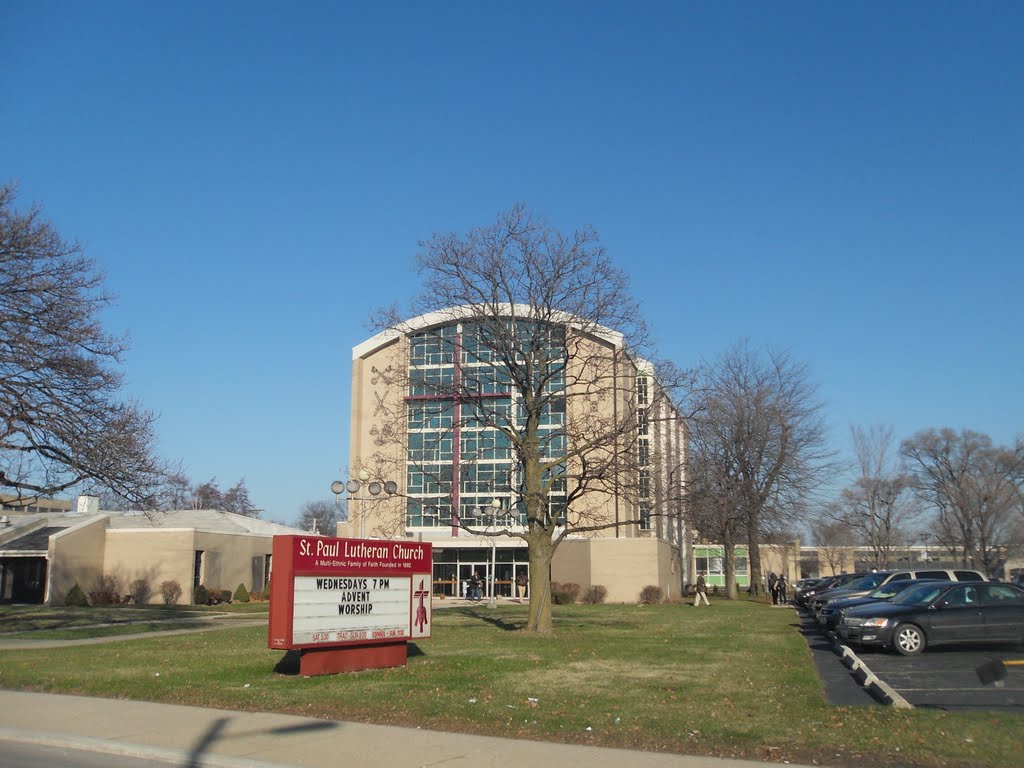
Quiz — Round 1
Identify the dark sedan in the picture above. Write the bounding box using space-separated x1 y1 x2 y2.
810 571 896 617
839 581 1024 655
817 579 921 632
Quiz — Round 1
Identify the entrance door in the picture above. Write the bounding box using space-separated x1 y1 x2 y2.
433 563 457 597
1 558 47 604
458 563 477 598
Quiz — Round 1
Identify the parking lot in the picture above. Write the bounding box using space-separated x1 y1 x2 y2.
797 607 1024 712
853 645 1024 712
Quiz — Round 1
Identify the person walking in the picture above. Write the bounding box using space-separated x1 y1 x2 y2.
468 571 482 602
776 573 789 605
768 571 778 605
693 571 711 607
515 570 528 603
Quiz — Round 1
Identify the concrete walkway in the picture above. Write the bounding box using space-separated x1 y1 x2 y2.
0 690 823 768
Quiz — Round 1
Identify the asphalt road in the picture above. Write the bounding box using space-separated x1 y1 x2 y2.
0 741 178 768
853 644 1024 712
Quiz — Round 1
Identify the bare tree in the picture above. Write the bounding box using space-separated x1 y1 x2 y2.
373 204 682 634
187 476 260 517
684 342 832 598
191 478 223 510
685 397 747 597
809 504 856 575
902 429 1024 576
0 183 168 507
297 498 341 534
222 479 258 517
829 426 920 569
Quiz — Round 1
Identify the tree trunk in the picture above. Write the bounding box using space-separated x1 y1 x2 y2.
723 526 738 600
746 522 762 598
525 531 555 634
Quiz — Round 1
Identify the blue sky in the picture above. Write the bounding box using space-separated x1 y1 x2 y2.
3 3 1021 524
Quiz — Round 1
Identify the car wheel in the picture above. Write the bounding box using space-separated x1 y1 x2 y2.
892 623 926 656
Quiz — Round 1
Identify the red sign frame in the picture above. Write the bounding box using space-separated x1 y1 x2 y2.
267 535 432 672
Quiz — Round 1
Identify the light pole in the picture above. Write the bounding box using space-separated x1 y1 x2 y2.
481 497 502 607
331 470 398 539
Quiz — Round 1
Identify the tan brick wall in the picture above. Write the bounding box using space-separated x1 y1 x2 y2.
552 537 677 603
47 517 109 604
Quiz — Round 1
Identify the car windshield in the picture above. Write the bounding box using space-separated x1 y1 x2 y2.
869 581 914 599
846 573 888 591
831 574 859 589
890 583 947 606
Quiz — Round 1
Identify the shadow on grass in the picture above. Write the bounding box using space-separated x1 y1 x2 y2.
447 607 526 631
273 650 302 675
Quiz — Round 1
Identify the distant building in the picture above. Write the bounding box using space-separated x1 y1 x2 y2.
0 498 306 605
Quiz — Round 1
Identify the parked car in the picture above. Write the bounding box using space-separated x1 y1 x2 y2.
810 572 898 617
817 579 921 632
796 573 864 610
810 568 987 618
790 581 831 610
795 577 824 591
838 580 1024 655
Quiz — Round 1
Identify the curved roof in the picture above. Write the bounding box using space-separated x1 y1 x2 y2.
353 303 625 360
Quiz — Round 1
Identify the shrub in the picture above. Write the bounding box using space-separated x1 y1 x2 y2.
583 585 608 604
233 583 250 603
193 584 209 605
639 585 663 604
64 582 89 607
550 581 581 605
160 580 182 605
260 580 271 600
129 578 152 606
89 574 121 605
220 589 233 604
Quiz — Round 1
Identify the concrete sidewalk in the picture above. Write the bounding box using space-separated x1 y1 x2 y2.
0 690 822 768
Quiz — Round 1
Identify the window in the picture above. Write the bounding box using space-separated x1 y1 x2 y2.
193 551 204 589
637 408 648 436
409 367 455 398
540 396 565 427
460 463 511 495
638 439 650 467
406 501 451 527
461 429 511 460
408 432 454 463
983 584 1023 602
637 375 649 406
409 326 457 366
408 401 454 430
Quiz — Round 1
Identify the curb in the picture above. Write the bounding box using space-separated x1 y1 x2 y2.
827 632 913 709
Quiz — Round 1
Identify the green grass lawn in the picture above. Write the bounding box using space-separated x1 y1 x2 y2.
0 600 1020 767
0 602 266 638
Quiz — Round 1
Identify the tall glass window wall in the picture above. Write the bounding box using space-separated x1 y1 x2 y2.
405 321 568 530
